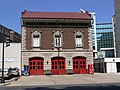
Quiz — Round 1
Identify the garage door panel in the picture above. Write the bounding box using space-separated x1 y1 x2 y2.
73 57 86 74
29 58 44 75
51 58 66 75
73 60 79 74
51 60 58 75
80 60 86 74
36 60 44 75
59 60 66 74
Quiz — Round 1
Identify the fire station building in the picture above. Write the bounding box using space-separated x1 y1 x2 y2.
21 10 93 75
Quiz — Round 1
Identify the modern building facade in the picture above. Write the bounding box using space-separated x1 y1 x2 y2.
114 0 120 57
93 22 120 73
0 24 21 43
93 23 114 58
21 10 93 75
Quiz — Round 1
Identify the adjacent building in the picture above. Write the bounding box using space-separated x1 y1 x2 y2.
93 0 120 73
0 43 21 71
96 23 114 58
0 24 21 75
0 24 21 43
0 24 10 42
21 10 93 75
94 22 120 73
114 0 120 57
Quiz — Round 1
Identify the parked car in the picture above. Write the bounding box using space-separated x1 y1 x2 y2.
8 67 19 77
0 68 13 79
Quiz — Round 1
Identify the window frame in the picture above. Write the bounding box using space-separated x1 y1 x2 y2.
54 31 62 48
75 31 83 48
32 30 41 48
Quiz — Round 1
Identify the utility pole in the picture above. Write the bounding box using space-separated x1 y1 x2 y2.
1 28 5 83
1 28 11 83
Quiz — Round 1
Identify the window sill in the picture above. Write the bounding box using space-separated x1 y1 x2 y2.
32 47 40 48
76 46 83 48
75 46 83 50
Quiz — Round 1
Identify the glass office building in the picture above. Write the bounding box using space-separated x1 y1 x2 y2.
88 10 115 58
95 23 114 57
96 23 114 50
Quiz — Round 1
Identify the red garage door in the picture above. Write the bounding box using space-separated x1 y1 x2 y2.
73 57 86 74
29 57 44 75
51 57 66 75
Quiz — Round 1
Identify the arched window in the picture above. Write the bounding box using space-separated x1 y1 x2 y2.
54 31 62 48
75 31 83 48
32 30 41 47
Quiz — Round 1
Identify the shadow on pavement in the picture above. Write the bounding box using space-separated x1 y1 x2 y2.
0 76 20 85
23 85 120 90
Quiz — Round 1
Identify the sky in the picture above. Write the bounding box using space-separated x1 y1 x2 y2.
0 0 114 33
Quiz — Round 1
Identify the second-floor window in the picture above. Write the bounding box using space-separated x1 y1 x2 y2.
33 35 40 47
55 35 61 47
32 31 41 48
75 31 83 48
54 31 62 48
76 35 82 47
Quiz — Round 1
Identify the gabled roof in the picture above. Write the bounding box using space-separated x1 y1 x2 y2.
22 10 92 20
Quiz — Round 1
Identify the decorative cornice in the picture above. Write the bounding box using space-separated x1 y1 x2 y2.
22 18 91 23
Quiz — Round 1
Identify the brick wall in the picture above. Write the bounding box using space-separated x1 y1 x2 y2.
24 27 89 50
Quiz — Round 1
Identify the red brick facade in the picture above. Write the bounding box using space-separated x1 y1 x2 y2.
21 10 93 75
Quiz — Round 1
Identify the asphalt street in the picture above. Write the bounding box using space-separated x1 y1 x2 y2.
0 84 120 90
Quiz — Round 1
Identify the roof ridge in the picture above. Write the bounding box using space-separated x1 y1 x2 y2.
22 10 86 14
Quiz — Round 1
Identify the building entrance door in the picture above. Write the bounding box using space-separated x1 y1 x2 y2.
29 57 44 75
73 57 86 74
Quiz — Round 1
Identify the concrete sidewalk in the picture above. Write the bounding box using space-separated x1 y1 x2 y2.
5 73 120 86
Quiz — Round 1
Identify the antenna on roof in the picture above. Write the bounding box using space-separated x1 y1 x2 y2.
80 8 86 13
